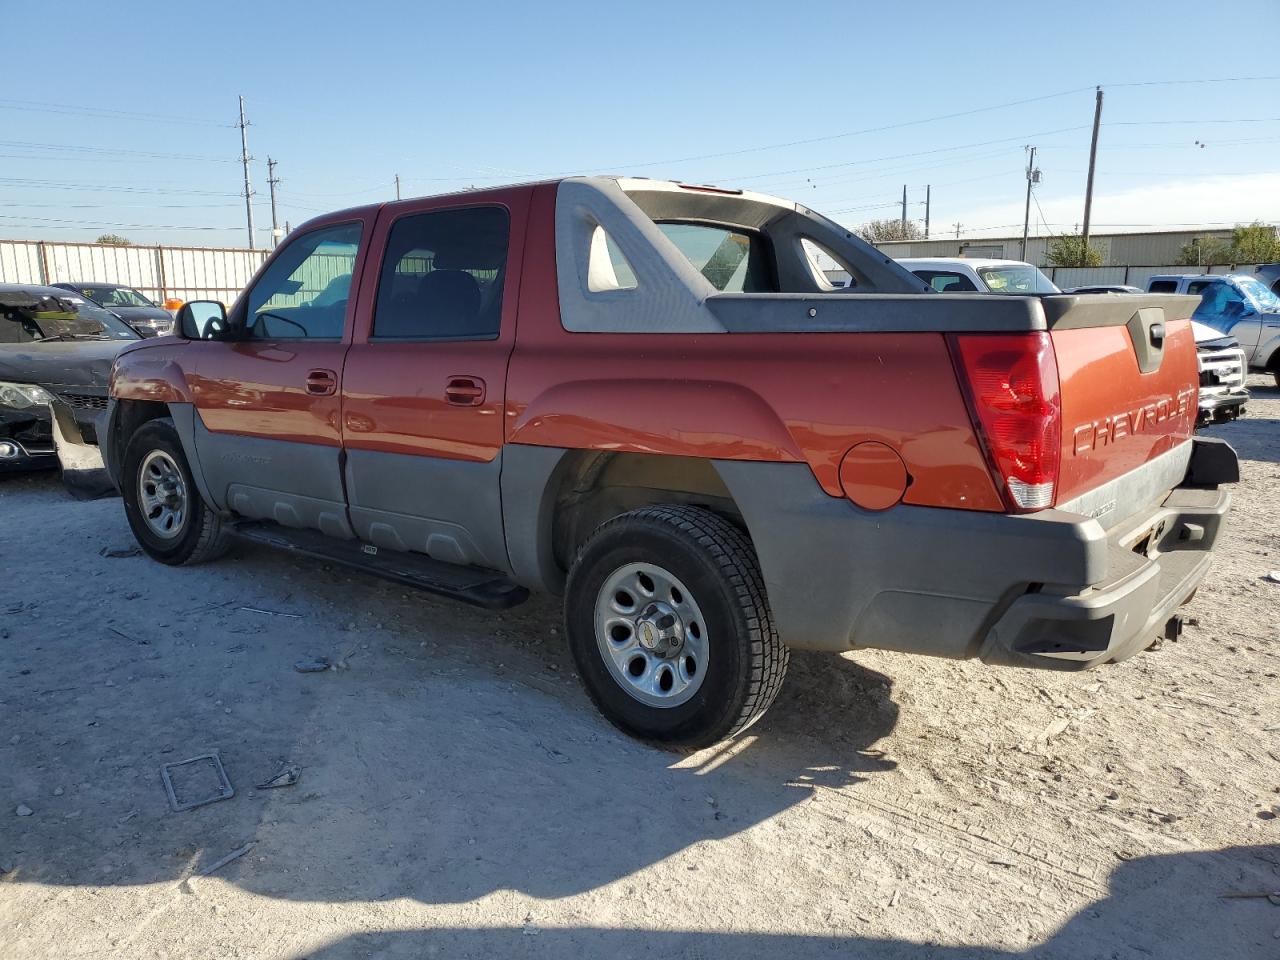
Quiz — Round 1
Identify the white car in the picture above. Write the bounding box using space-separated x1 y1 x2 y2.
896 257 1060 295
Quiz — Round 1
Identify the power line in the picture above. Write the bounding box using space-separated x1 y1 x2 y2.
0 139 236 163
0 214 248 231
719 126 1090 185
0 98 232 127
0 177 240 197
1106 75 1280 89
585 88 1097 172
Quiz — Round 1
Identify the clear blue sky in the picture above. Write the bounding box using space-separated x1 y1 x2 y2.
3 0 1278 247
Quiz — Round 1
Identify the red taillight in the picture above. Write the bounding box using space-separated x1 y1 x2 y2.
949 332 1061 512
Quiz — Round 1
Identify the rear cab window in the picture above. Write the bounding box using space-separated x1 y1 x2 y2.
655 223 775 292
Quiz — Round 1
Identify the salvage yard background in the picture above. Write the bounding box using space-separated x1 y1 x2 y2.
1 376 1277 959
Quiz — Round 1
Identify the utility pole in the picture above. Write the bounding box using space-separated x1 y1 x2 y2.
1020 145 1040 262
266 157 281 248
953 221 962 240
1081 86 1103 252
238 95 255 250
901 185 908 233
395 174 401 200
924 184 931 239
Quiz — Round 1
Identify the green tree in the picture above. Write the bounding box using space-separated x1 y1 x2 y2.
1175 236 1234 266
1229 222 1280 264
96 233 131 245
857 218 924 243
1046 233 1103 267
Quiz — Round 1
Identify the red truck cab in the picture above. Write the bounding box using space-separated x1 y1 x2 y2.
105 177 1236 746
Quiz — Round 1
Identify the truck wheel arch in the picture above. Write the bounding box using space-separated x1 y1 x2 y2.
501 446 749 595
108 400 216 513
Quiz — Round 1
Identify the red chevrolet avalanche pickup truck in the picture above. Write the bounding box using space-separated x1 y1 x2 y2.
104 177 1237 746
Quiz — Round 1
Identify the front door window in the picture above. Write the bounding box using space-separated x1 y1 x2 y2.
243 223 362 339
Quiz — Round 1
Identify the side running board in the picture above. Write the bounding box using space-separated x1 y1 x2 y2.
229 521 529 610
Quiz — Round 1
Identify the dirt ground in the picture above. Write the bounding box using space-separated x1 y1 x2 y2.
2 375 1277 960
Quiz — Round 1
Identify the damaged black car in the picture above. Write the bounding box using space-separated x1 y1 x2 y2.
0 283 138 496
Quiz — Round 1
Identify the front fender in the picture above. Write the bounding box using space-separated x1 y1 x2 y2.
111 344 195 404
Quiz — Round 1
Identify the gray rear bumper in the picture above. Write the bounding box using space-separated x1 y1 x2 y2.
713 440 1234 670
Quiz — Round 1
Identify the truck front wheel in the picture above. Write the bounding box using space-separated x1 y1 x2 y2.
565 505 788 747
121 417 231 566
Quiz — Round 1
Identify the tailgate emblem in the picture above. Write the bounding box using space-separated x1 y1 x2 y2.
1071 387 1195 455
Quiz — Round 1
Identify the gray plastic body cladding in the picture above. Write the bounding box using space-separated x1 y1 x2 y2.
981 486 1230 669
707 292 1046 333
167 403 216 509
556 179 723 333
100 398 121 487
500 443 573 593
344 447 507 572
1057 442 1192 531
191 415 352 538
711 460 1105 656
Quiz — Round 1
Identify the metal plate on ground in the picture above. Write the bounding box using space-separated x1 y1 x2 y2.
161 752 234 812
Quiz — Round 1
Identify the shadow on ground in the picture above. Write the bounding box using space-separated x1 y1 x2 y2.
292 844 1279 959
1 470 899 906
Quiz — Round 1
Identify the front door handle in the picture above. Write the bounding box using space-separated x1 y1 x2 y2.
305 368 337 396
445 376 486 406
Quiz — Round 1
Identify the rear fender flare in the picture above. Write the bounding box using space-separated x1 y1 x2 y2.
508 379 804 462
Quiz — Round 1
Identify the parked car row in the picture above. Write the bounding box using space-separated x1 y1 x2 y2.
0 283 138 493
51 282 177 337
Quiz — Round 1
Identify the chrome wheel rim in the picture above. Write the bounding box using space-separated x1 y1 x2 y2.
594 562 708 708
137 450 188 540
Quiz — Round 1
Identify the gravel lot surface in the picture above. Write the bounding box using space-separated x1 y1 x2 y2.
2 375 1277 959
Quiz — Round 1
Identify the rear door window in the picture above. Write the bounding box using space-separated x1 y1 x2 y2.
1147 279 1178 293
372 206 510 340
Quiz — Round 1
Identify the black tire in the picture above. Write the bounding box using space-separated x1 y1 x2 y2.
121 417 230 565
565 504 788 747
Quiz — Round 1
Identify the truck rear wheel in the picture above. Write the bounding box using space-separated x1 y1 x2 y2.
121 417 230 566
565 505 788 747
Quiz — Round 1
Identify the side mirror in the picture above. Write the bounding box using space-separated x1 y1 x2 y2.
177 300 228 340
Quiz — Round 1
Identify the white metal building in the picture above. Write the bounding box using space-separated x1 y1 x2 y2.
874 228 1239 268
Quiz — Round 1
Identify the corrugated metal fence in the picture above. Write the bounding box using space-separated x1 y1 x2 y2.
1044 264 1261 289
0 238 1265 306
0 239 269 304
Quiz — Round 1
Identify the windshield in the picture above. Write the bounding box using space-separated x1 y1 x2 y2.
1235 275 1280 312
0 291 140 343
976 264 1059 294
79 285 157 308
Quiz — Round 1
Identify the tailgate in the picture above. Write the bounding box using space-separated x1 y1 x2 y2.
1045 294 1199 524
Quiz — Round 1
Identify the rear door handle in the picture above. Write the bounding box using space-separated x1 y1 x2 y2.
305 368 337 396
445 376 486 406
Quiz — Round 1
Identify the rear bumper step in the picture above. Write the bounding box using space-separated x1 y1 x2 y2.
230 520 529 610
978 485 1230 669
